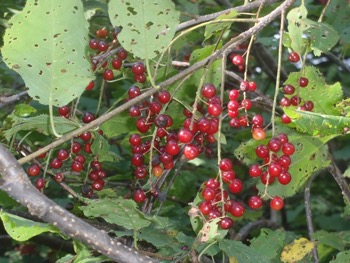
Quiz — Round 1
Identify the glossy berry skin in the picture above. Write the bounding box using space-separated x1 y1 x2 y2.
54 172 64 183
281 114 292 124
74 154 86 164
118 49 128 60
85 80 95 91
205 178 220 189
35 178 46 190
136 117 150 133
229 89 240 100
231 202 245 217
202 187 216 201
278 171 292 185
89 39 99 49
71 161 84 172
92 179 105 191
58 105 70 116
133 189 146 203
299 77 309 87
222 170 236 183
219 158 233 171
96 28 108 38
178 128 193 143
131 153 144 167
82 112 95 123
201 83 217 98
208 103 222 117
111 58 122 70
183 144 199 160
268 138 281 152
283 84 295 95
27 164 41 177
98 41 108 52
128 86 141 99
131 62 145 75
103 69 114 81
256 145 270 159
289 52 300 63
129 134 141 146
57 149 69 160
252 128 266 141
248 196 263 209
270 196 284 211
152 165 163 177
165 141 180 156
232 55 245 66
50 158 63 169
249 164 262 177
134 74 146 83
71 142 81 153
228 178 244 194
80 131 92 141
157 90 171 104
220 217 234 229
199 201 212 215
282 142 295 155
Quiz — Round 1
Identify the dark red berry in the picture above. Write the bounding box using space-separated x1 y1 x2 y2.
27 164 41 177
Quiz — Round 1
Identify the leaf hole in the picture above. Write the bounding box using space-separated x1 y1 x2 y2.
127 7 137 15
27 64 32 67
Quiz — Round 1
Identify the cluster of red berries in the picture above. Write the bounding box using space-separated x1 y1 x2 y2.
198 157 246 229
280 52 313 124
26 106 107 198
88 27 147 84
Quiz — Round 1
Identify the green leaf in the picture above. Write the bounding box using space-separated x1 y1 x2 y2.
219 239 270 263
303 20 339 56
204 10 238 40
0 190 19 208
14 104 37 117
284 66 343 115
0 211 59 241
73 240 106 263
286 4 309 54
100 111 135 138
249 229 287 261
283 109 350 137
198 218 228 243
313 230 350 251
2 0 94 107
336 98 350 118
5 114 79 141
81 198 151 230
330 251 350 263
91 133 122 162
108 0 180 60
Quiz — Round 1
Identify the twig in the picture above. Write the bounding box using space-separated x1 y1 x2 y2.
0 144 159 263
233 219 278 241
176 0 281 32
328 156 350 203
0 91 28 108
304 172 319 263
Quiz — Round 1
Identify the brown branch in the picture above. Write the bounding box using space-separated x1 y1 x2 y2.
176 0 282 32
0 144 159 263
0 91 28 108
304 172 319 263
328 156 350 203
232 219 278 241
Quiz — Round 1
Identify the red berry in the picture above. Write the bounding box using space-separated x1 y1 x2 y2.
74 154 86 164
199 201 212 215
248 196 263 209
152 165 163 177
219 158 233 171
90 160 102 170
27 164 41 177
134 74 146 83
71 161 84 172
129 134 142 146
289 52 300 63
95 28 108 38
268 161 282 177
270 196 284 210
165 141 180 156
92 179 105 191
229 89 240 100
220 217 233 229
131 62 145 75
202 187 216 201
118 49 128 60
80 131 92 141
178 128 193 143
205 178 220 189
222 170 236 183
58 105 70 116
280 97 291 107
157 90 171 104
103 69 114 81
267 138 281 152
256 145 269 159
57 149 69 160
283 84 295 95
54 172 64 183
134 165 148 179
304 100 314 111
131 153 144 166
133 189 146 203
278 171 292 185
299 77 309 87
128 86 141 99
82 112 95 123
111 58 122 70
84 143 92 153
252 128 266 141
249 164 262 177
201 83 217 98
228 178 243 194
282 142 295 155
85 80 95 91
89 39 99 49
136 117 150 133
231 202 245 217
232 55 245 66
241 99 252 110
71 142 81 153
50 158 63 169
98 40 109 52
281 114 291 124
183 144 199 160
208 103 222 117
35 178 46 190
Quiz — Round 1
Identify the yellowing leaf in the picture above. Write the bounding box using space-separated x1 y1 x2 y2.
281 238 314 263
229 257 239 263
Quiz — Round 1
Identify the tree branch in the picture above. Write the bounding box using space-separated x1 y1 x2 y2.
0 91 28 108
328 156 350 203
304 172 319 263
0 144 159 263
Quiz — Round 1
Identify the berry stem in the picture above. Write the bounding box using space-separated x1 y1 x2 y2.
49 100 62 138
271 9 285 137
